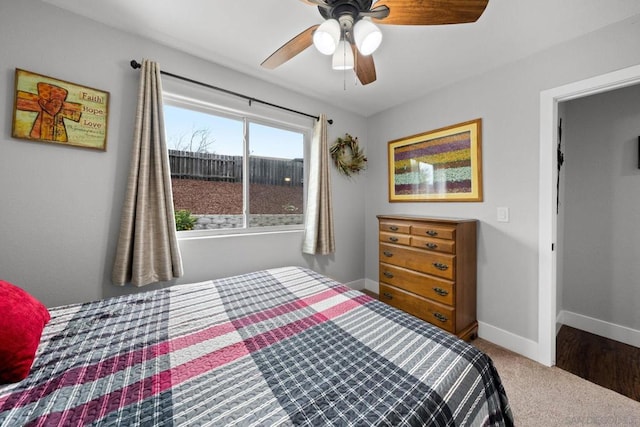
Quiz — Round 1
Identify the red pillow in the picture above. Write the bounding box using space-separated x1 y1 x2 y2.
0 280 51 384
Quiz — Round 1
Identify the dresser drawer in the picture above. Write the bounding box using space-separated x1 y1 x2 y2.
411 236 456 254
411 224 456 240
379 284 455 333
379 221 411 234
379 263 454 305
379 243 455 280
380 231 411 246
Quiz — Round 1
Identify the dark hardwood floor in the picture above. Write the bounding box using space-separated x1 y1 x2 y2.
556 325 640 401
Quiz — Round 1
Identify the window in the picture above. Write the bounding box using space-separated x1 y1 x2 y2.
163 96 307 234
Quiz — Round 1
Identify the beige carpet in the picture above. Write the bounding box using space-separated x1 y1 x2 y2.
473 338 640 426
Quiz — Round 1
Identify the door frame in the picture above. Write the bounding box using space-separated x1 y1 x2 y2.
538 64 640 366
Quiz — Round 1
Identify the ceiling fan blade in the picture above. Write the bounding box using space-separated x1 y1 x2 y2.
360 5 390 21
353 45 377 85
372 0 489 25
298 0 329 5
261 25 319 69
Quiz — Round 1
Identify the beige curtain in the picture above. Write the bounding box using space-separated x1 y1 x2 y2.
302 114 335 255
112 60 183 286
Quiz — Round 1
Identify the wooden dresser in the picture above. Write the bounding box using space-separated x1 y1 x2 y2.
377 215 478 340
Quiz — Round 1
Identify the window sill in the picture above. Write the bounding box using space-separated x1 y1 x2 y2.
176 225 304 241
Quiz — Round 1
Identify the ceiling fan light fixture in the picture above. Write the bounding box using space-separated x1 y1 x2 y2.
312 19 340 55
354 18 382 56
332 39 354 70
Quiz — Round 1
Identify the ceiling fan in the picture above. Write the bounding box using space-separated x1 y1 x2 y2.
261 0 489 85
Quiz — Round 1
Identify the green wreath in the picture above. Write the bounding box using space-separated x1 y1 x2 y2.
330 134 367 177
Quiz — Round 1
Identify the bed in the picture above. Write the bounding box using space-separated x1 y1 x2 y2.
0 266 513 426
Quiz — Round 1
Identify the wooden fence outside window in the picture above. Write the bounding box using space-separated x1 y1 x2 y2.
168 150 304 186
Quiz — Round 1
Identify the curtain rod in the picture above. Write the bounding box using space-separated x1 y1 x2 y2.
130 60 333 125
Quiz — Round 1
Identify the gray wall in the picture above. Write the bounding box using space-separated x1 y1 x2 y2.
561 84 640 330
0 0 367 307
364 15 640 342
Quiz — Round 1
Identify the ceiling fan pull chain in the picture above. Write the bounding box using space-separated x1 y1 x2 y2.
343 46 347 91
343 67 347 91
354 49 359 87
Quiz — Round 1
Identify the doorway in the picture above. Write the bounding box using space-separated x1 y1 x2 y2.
538 64 640 367
552 84 640 400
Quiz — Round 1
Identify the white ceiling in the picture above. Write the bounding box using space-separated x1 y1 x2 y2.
43 0 640 117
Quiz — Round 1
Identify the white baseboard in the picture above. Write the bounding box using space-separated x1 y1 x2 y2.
556 315 564 335
558 310 640 348
344 278 366 291
364 278 379 294
478 321 539 362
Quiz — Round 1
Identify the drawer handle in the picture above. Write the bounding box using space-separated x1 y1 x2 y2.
383 271 394 279
389 226 399 231
389 237 399 242
426 230 438 236
432 262 448 271
382 292 393 300
383 251 393 257
433 312 448 323
433 287 449 296
425 243 438 249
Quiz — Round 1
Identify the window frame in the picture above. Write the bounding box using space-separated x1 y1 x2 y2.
163 92 310 239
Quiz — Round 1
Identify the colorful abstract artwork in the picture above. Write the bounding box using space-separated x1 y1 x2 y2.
12 69 109 151
388 119 482 202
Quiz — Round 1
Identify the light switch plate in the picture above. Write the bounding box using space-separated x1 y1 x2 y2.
497 207 510 223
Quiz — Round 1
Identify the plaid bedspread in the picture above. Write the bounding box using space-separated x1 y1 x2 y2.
0 266 513 426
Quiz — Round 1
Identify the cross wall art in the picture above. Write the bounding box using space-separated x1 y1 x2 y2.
12 69 109 151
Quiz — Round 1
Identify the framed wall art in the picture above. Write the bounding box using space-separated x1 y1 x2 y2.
388 119 482 202
12 68 109 151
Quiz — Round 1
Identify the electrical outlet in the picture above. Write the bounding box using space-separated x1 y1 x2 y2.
497 207 510 223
